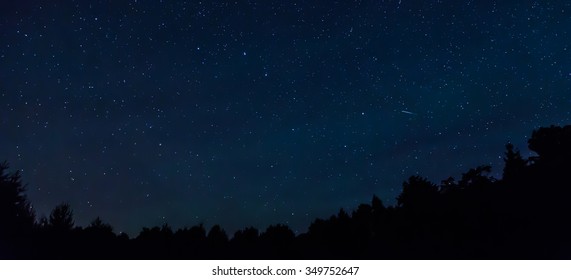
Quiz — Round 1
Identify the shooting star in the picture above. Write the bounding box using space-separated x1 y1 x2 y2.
401 110 416 115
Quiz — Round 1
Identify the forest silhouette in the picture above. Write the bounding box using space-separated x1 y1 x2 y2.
1 125 570 259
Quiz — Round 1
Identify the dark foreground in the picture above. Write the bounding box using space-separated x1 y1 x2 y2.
1 125 571 259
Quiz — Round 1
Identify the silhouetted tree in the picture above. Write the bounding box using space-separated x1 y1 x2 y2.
86 217 113 232
260 224 295 258
79 217 118 258
371 195 385 214
230 226 260 258
49 203 74 232
525 125 571 257
37 215 49 228
206 225 228 258
397 176 438 211
172 225 207 259
458 165 493 189
503 143 527 182
352 203 373 223
351 203 375 252
134 224 174 258
118 232 129 241
0 162 35 258
528 125 571 163
183 224 207 243
261 224 295 242
0 162 35 228
207 225 228 244
233 226 259 243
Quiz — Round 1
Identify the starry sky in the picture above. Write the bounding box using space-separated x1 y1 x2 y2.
1 0 570 236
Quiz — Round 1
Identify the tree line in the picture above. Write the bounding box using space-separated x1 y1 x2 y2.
1 125 570 259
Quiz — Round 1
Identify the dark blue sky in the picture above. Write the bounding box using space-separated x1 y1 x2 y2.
1 0 570 235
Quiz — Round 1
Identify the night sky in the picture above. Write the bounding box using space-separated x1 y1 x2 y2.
1 0 570 236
